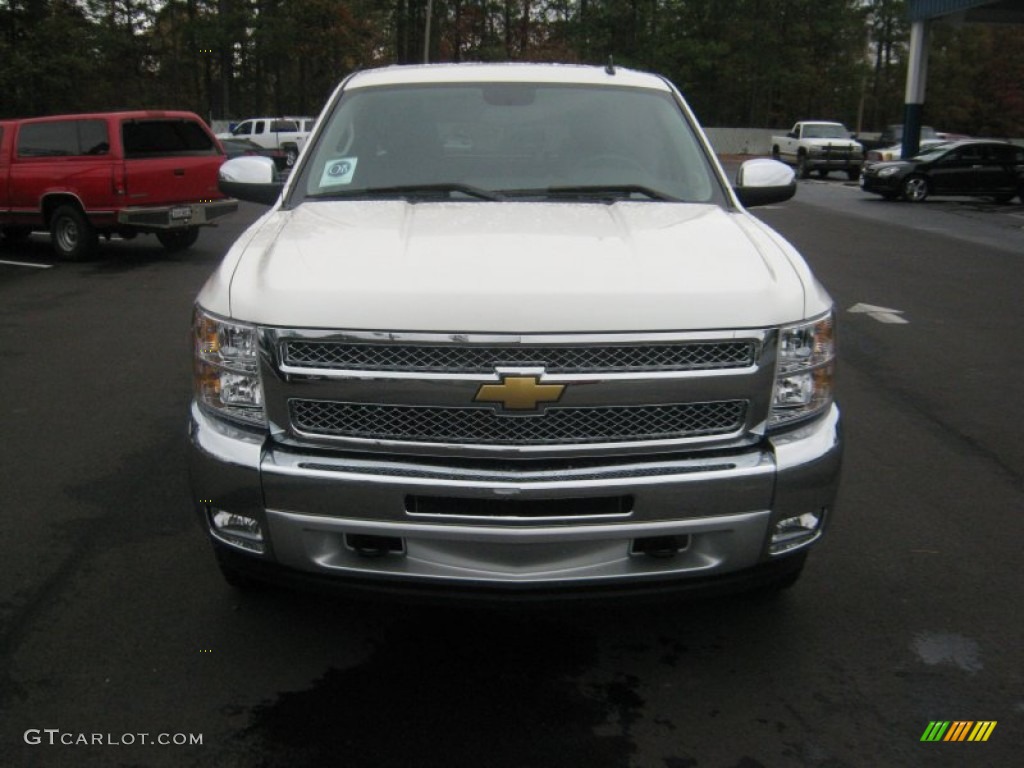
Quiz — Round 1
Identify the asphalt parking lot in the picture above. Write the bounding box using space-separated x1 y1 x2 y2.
1 178 1021 767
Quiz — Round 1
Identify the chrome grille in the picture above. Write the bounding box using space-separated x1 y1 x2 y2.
282 340 756 373
290 399 748 445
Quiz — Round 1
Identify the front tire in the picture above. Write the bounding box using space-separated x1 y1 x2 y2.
50 205 97 261
213 546 263 591
284 145 299 168
156 227 200 252
796 154 811 179
846 167 861 181
901 175 929 203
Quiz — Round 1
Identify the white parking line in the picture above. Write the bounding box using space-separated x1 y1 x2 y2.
0 259 53 269
849 302 909 324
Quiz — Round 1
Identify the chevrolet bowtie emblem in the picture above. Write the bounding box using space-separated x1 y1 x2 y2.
474 376 566 411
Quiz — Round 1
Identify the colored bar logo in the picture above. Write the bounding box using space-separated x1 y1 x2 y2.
921 721 997 742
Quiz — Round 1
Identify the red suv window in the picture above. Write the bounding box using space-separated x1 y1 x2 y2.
122 119 217 158
17 119 109 157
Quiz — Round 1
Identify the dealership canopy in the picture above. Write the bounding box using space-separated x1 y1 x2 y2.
902 0 1024 157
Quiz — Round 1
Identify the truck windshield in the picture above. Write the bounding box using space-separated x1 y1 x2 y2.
803 124 850 139
297 83 720 204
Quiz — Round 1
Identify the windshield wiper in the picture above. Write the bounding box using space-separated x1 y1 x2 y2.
504 185 682 203
307 183 504 201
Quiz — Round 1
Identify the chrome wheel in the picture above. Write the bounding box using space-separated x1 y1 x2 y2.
902 175 929 202
49 205 97 260
55 217 78 251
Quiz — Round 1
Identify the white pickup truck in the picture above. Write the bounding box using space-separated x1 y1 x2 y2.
771 121 864 180
194 64 842 601
216 116 312 167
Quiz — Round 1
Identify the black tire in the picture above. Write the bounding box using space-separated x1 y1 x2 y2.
156 227 200 252
796 154 811 179
991 193 1014 204
284 144 299 168
901 175 929 203
746 553 808 598
846 167 861 181
213 547 263 591
816 169 829 179
50 205 97 261
771 145 781 160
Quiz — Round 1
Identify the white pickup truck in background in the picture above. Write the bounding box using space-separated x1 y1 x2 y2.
771 121 864 180
216 116 312 168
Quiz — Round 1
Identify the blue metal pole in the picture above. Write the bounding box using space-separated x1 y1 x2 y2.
902 20 931 159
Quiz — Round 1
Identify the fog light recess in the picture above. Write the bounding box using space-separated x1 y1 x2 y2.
631 535 689 558
770 509 825 555
345 533 405 557
210 509 266 554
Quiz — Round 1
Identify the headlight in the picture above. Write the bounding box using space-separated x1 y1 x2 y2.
878 166 900 178
193 307 266 427
769 312 835 429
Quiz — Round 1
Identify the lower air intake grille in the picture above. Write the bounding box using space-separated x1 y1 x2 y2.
290 399 748 445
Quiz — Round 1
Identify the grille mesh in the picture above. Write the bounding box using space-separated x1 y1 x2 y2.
290 399 747 445
282 340 755 373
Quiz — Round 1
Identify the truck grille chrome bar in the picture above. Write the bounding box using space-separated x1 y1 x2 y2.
282 340 756 373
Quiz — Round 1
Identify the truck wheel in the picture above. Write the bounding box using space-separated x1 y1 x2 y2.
846 167 861 181
157 227 200 252
50 205 98 261
284 145 298 168
748 553 807 598
213 547 263 591
771 145 780 160
796 154 811 179
901 175 929 203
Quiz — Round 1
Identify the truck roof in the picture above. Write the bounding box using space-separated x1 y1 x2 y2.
10 110 205 124
345 63 672 91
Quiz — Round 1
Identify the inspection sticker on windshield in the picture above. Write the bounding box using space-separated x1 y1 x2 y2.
320 157 358 187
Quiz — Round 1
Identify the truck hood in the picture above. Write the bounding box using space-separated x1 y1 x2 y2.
805 138 861 149
224 201 811 332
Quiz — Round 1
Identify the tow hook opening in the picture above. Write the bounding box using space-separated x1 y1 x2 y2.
631 535 689 558
345 533 405 557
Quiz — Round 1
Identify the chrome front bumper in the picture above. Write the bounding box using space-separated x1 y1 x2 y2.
188 402 842 591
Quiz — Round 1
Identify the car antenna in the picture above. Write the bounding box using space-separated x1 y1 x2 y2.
605 56 616 76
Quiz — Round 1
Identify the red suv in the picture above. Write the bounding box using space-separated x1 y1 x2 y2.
0 111 237 259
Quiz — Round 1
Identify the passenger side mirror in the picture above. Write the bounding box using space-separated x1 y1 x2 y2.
732 158 796 208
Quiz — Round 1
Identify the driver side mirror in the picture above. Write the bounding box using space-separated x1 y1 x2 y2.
219 156 284 205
